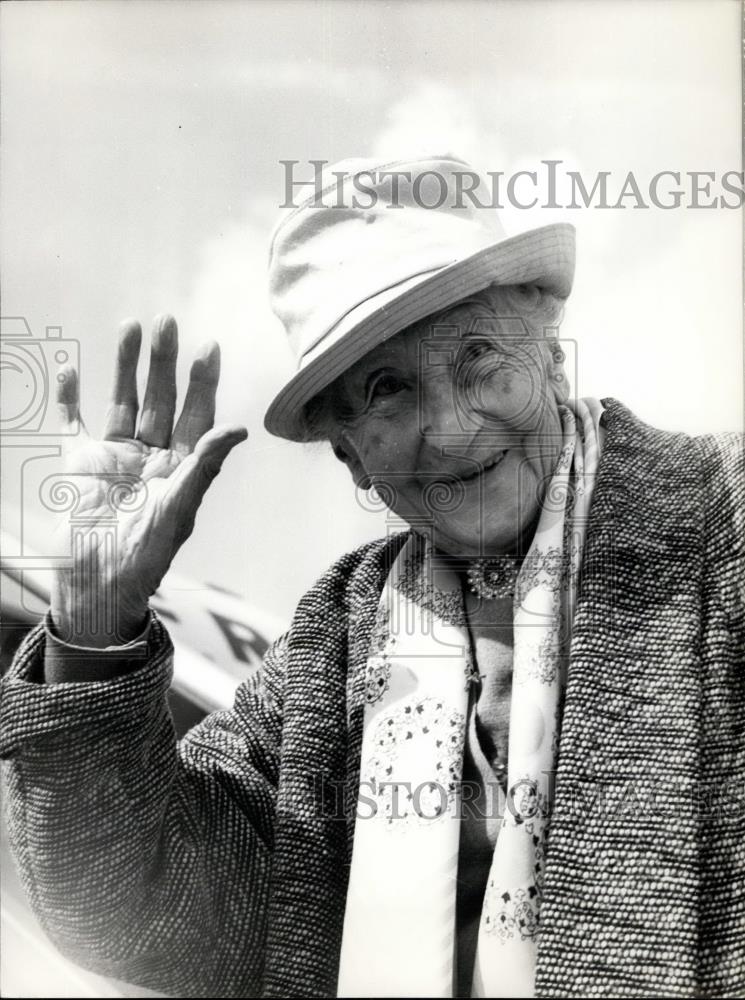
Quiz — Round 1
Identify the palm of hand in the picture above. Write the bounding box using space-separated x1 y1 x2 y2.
59 438 181 607
51 315 247 645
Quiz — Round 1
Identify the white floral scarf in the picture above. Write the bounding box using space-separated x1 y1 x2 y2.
337 399 604 998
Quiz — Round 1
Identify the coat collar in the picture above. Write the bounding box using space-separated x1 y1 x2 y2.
535 398 705 995
262 534 407 997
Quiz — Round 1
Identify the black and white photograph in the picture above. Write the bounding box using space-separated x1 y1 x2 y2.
0 1 743 997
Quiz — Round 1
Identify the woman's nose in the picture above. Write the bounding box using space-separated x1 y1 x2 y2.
420 369 515 447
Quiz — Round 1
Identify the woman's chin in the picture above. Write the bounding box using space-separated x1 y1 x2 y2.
430 507 537 559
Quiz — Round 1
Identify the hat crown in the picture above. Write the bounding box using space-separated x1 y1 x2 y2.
269 154 506 361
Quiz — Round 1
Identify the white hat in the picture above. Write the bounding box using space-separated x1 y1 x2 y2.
264 153 575 441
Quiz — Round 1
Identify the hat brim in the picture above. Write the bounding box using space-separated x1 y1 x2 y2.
264 222 575 441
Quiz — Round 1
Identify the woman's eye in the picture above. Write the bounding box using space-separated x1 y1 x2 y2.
462 339 495 361
370 374 406 399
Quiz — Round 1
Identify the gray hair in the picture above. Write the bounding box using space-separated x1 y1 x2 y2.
300 282 565 443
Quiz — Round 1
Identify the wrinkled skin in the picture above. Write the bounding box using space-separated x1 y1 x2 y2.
328 301 569 557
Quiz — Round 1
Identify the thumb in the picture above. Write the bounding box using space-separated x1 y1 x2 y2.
166 423 248 507
194 422 248 467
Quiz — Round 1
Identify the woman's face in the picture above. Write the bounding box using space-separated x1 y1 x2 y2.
328 300 569 557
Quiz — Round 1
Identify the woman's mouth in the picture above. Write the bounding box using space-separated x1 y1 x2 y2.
459 450 508 482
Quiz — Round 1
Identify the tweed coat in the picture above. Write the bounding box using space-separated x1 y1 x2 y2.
1 398 743 998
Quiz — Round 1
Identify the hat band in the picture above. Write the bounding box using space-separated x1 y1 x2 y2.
298 264 448 363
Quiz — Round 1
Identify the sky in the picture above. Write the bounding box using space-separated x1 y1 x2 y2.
1 0 742 619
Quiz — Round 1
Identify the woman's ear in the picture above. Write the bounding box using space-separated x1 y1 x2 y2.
332 434 371 490
545 341 570 405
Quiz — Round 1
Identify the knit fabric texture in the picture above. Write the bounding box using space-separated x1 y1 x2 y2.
1 398 743 998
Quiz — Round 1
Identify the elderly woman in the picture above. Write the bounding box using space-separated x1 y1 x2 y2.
1 155 743 1000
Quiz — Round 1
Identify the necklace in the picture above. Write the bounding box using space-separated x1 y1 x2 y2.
465 555 521 600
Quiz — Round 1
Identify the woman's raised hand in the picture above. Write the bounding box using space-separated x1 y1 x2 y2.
50 315 248 647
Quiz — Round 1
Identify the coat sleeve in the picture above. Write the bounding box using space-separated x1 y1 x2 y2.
0 607 286 998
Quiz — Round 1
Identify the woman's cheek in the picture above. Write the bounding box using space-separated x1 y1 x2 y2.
526 407 565 484
356 423 406 478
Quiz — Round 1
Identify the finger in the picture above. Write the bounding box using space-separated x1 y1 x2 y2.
165 423 248 511
55 364 90 446
170 341 220 456
137 314 178 449
102 319 142 440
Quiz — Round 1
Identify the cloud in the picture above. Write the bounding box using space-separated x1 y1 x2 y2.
372 81 489 163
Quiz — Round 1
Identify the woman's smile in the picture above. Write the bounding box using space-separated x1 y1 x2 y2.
456 449 509 483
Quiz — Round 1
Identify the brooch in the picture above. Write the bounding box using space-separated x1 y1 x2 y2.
466 556 520 600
